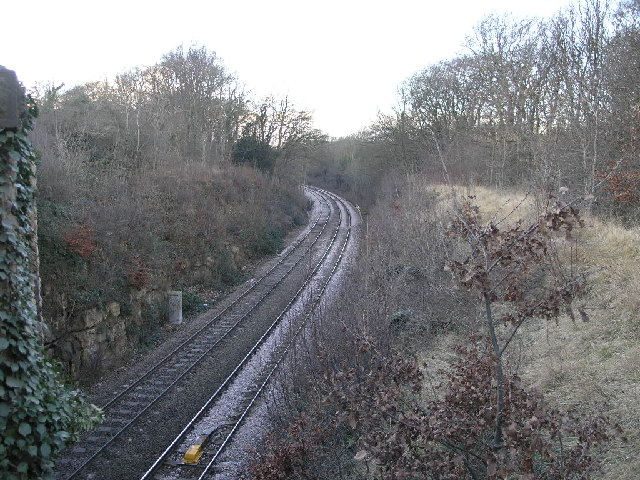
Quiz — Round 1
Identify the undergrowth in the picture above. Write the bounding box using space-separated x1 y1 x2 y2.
36 156 306 376
248 176 634 479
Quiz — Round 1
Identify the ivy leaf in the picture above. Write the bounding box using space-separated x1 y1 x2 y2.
5 376 25 388
1 216 18 230
40 442 51 458
19 423 32 436
0 130 15 141
0 403 9 416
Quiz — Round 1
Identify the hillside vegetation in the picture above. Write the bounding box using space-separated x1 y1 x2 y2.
32 45 320 379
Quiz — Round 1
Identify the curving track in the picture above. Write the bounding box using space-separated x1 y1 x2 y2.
53 187 358 480
139 187 354 480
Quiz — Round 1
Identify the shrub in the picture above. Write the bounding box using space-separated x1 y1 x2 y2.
61 222 97 259
231 135 276 173
328 341 615 479
181 289 205 314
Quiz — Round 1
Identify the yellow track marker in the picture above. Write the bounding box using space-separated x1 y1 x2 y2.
183 434 210 464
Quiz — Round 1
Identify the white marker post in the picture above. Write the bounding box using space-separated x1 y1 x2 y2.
168 291 183 325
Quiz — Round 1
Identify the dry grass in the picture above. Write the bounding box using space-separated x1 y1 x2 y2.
520 213 640 479
423 183 640 479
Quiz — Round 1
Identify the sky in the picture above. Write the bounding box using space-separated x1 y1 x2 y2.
3 0 575 138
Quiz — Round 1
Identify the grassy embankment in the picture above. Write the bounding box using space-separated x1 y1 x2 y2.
419 183 640 479
248 175 638 479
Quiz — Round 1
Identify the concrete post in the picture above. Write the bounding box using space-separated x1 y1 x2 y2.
168 291 183 325
0 66 20 129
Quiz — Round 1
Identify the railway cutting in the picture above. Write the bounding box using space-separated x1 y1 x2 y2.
53 187 359 480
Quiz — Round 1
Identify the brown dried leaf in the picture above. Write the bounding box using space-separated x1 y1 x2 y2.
348 412 357 429
487 453 497 476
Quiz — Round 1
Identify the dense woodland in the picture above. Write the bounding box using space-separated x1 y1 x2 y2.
311 0 639 217
1 0 639 478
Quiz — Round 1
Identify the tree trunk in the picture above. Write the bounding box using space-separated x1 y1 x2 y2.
484 292 505 450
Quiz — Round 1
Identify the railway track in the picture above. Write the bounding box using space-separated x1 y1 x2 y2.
139 187 354 479
54 187 357 480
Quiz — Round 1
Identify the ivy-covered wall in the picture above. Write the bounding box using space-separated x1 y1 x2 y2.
0 67 100 479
